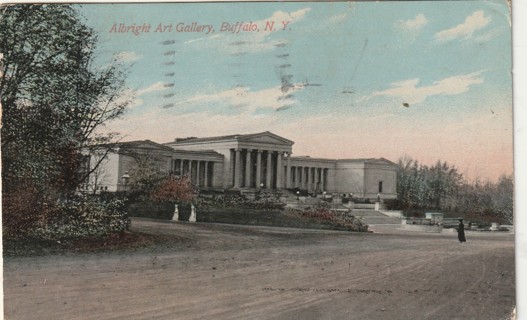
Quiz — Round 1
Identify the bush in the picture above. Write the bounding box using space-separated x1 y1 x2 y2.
197 194 285 210
28 196 130 241
2 184 61 238
298 206 368 232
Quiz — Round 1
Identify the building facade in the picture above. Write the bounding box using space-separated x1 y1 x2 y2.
85 131 398 200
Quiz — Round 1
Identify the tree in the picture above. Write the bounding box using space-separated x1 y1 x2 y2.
1 5 131 236
150 176 196 204
397 157 462 210
1 4 131 196
120 149 196 203
397 156 513 224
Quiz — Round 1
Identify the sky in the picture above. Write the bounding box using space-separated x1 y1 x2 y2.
79 1 513 182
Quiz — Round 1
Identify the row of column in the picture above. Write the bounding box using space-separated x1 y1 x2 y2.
230 149 328 192
290 166 328 193
172 159 213 188
231 149 288 189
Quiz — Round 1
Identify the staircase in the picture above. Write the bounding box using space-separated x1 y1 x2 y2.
350 209 402 225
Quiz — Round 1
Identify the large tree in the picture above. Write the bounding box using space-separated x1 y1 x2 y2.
1 4 131 196
1 4 132 236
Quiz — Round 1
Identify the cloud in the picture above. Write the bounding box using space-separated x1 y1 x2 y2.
173 84 304 112
118 82 169 110
364 71 485 105
259 8 311 27
114 51 142 62
329 12 349 24
435 10 491 42
396 13 429 32
136 82 168 96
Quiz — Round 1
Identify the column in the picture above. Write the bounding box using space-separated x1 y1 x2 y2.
266 151 272 189
188 160 193 182
307 167 312 192
179 159 184 176
204 161 209 187
245 149 252 188
256 150 262 188
234 149 241 188
296 166 301 188
303 167 308 189
297 167 302 189
286 153 292 188
196 161 201 187
229 149 235 187
276 152 283 189
315 168 320 192
321 168 326 191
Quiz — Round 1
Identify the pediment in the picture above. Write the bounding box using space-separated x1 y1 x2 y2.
238 131 294 146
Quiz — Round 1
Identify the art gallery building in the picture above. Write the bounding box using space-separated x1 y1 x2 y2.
87 131 398 200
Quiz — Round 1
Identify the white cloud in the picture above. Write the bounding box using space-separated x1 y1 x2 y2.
258 8 311 27
396 13 429 32
119 82 169 110
364 71 485 105
329 12 349 24
175 84 304 112
136 82 168 96
435 10 491 42
114 51 142 62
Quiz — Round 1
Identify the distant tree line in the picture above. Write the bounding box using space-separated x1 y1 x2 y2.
396 156 513 224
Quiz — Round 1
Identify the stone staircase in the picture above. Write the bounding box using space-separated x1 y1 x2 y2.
350 209 402 225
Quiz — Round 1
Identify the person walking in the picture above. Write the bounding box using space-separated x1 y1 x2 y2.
457 218 466 243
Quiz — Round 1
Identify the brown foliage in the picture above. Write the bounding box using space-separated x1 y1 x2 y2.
149 175 196 203
2 185 57 238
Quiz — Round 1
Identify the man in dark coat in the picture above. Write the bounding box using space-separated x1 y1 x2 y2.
457 218 466 243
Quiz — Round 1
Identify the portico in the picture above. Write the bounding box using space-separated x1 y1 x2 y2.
230 148 292 189
165 131 293 190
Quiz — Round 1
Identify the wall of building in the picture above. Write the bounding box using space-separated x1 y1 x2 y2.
90 152 120 192
363 164 397 199
212 162 224 188
334 162 366 197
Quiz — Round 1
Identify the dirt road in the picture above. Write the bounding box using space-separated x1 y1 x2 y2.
4 219 515 320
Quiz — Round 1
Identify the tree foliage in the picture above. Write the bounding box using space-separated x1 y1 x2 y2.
123 151 197 203
396 156 513 224
1 4 130 196
1 4 131 237
150 176 196 204
397 157 463 210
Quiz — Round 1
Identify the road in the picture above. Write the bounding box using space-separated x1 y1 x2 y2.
3 219 515 320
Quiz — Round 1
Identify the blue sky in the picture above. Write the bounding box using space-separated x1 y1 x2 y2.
79 1 512 181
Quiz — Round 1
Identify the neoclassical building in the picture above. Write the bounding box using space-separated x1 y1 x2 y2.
86 131 397 200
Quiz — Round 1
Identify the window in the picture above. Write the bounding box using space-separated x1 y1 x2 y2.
378 181 383 193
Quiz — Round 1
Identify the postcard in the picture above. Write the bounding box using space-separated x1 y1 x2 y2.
1 1 518 319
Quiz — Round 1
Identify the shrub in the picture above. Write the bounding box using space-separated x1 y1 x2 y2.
2 186 57 238
28 196 130 241
197 194 285 210
298 206 368 232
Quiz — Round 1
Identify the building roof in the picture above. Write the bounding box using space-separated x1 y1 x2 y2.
117 140 175 152
337 157 397 166
165 131 294 146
